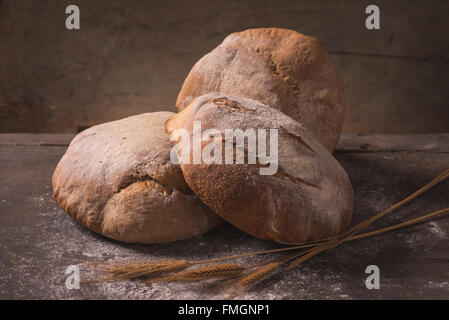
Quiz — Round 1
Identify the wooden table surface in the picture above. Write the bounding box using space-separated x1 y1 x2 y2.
1 133 449 300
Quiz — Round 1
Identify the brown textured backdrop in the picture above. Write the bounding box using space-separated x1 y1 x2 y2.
0 0 448 133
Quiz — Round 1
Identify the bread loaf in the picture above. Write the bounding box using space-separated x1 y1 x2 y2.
52 112 221 244
176 28 345 152
166 93 353 244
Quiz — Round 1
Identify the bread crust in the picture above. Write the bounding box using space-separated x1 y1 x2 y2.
52 112 221 244
176 28 345 152
169 93 353 244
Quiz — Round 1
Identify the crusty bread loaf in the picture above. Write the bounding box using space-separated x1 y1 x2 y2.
52 112 221 244
166 93 353 244
176 28 345 152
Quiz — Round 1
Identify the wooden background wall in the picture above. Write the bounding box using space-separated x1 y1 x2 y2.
1 0 448 133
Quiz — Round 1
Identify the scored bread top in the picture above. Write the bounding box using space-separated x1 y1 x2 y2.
167 93 353 244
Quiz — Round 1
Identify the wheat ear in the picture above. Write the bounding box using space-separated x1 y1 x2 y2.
91 205 449 283
90 169 449 288
225 262 283 299
151 263 246 282
87 260 192 282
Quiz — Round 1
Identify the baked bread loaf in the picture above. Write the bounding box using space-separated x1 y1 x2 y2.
176 28 345 152
52 112 221 244
166 93 353 244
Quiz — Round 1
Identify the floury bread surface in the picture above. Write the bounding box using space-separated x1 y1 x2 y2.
176 28 346 152
52 112 221 244
166 93 353 244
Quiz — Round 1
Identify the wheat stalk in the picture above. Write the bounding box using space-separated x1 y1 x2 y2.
87 260 192 282
152 263 246 282
287 168 449 270
222 204 449 295
338 168 449 240
196 169 449 266
348 207 449 241
91 206 449 283
91 206 449 284
89 168 449 298
225 262 283 299
218 166 449 294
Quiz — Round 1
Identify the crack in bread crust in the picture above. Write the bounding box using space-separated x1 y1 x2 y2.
212 97 246 112
274 168 320 189
279 126 317 155
114 175 174 196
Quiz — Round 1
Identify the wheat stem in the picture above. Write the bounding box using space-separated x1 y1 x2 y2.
338 168 449 240
348 207 449 241
195 168 449 266
227 206 449 294
91 169 449 287
92 206 449 282
287 168 449 270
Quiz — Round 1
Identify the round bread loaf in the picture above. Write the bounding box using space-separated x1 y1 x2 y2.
176 28 345 152
166 93 353 244
52 112 221 244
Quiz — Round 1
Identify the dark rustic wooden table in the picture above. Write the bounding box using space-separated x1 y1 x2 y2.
1 133 448 299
